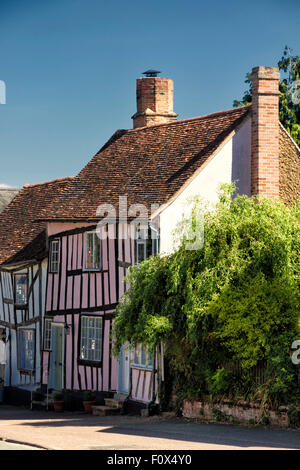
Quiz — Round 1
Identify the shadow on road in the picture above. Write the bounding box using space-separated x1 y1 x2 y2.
1 406 300 450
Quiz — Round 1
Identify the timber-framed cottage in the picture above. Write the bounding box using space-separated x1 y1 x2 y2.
0 67 299 412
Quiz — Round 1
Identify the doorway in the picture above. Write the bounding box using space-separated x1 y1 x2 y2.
50 324 64 390
118 342 130 394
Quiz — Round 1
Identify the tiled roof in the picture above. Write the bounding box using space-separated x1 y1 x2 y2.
0 178 73 266
0 105 250 266
39 106 251 221
0 188 19 213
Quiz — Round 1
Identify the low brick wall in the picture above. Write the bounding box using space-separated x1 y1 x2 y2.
183 399 289 427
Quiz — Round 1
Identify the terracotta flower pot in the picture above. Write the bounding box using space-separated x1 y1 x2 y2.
53 400 64 412
83 400 96 414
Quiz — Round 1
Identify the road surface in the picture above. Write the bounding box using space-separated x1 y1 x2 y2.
0 405 299 450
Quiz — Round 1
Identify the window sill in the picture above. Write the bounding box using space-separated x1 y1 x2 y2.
78 359 102 367
82 269 102 273
131 364 153 371
18 369 35 375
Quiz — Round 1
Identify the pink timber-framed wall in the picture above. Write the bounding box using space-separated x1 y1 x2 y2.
42 222 136 392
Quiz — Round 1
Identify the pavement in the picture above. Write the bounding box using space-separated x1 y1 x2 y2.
0 405 300 450
0 440 39 450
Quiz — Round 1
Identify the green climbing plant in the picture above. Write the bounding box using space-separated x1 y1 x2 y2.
113 185 300 407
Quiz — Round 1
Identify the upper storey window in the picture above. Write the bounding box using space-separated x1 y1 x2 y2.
85 232 101 270
14 273 28 306
49 240 59 273
136 224 159 264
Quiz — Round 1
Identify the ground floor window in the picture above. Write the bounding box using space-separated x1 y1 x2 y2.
18 329 35 371
79 315 103 362
133 344 153 369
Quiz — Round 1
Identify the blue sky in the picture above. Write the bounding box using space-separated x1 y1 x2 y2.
0 0 299 188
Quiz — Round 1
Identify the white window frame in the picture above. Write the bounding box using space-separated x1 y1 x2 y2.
79 315 103 362
44 319 52 351
1 272 13 300
17 329 35 371
49 239 59 273
132 344 153 370
85 232 101 271
135 223 159 264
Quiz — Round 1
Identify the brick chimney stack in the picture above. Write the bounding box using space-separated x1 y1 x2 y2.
251 66 280 197
132 71 178 128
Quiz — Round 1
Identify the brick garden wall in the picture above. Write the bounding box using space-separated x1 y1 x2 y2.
183 399 289 427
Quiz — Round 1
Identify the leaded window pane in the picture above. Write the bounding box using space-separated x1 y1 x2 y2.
80 316 102 362
18 330 35 370
50 240 59 273
15 274 28 305
85 232 101 270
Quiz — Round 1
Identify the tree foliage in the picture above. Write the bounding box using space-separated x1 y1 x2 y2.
234 46 300 147
113 186 300 406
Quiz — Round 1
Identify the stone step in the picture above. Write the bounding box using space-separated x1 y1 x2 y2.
104 398 124 409
92 405 121 416
113 393 128 401
31 399 54 410
31 400 47 407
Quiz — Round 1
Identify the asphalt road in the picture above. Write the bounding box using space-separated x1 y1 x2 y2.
0 405 300 450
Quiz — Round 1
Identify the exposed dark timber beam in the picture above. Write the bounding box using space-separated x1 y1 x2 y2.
27 265 41 299
0 316 40 329
0 260 39 271
46 305 117 316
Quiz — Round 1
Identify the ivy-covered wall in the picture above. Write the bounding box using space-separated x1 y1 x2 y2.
114 187 300 410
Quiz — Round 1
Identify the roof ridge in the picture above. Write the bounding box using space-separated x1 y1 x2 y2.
23 176 74 188
126 105 251 133
0 187 19 191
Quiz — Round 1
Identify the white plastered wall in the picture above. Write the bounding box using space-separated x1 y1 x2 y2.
157 117 251 255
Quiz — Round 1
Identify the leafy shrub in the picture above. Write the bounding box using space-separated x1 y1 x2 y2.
287 405 300 426
83 391 96 401
52 390 64 401
206 368 232 396
113 185 300 407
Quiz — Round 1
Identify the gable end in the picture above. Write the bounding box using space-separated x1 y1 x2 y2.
279 125 300 205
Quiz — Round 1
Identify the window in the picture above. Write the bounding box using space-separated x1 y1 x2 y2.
85 232 101 270
79 316 103 362
18 329 35 371
136 240 146 263
14 274 28 305
50 240 59 273
44 319 52 350
133 344 153 369
1 272 13 300
135 224 159 264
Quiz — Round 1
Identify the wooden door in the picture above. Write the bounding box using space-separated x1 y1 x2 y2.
50 324 64 390
118 342 130 394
